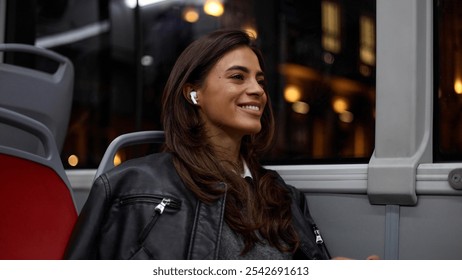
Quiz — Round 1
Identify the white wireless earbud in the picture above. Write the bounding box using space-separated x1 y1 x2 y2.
190 91 198 104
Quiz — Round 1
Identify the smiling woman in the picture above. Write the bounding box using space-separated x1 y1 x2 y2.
64 30 333 260
191 46 267 143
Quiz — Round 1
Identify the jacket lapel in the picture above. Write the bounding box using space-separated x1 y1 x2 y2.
187 183 227 259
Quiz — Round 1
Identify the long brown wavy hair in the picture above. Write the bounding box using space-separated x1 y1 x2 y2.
161 29 299 254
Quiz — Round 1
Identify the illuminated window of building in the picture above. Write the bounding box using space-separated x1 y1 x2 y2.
435 0 462 161
321 0 341 53
360 15 376 66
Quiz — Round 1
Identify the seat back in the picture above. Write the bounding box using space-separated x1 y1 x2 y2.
0 43 73 153
94 130 165 180
0 107 77 260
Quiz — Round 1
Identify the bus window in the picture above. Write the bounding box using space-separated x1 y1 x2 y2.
435 0 462 162
271 0 376 164
6 0 376 168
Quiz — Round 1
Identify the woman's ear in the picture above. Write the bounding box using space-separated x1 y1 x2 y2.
183 84 199 105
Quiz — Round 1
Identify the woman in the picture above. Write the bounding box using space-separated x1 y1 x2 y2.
64 29 331 260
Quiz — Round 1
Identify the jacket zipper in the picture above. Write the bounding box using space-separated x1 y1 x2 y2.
119 194 181 209
137 198 172 244
119 195 181 244
312 225 331 259
313 225 323 244
154 198 170 214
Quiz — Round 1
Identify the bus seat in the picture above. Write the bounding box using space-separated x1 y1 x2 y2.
94 130 165 180
0 43 73 153
0 107 77 260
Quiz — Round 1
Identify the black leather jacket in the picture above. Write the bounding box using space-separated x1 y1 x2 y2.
65 152 330 260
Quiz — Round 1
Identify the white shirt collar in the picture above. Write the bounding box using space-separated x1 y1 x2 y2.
242 159 252 179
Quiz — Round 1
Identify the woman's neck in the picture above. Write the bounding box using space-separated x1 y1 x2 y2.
207 131 242 167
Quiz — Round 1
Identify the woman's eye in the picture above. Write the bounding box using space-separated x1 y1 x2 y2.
231 74 244 80
257 80 266 88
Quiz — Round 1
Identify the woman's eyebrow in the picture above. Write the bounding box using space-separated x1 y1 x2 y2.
226 65 265 77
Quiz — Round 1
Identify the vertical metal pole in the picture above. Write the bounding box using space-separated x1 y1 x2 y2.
0 0 6 62
384 204 400 259
0 0 5 43
134 0 143 131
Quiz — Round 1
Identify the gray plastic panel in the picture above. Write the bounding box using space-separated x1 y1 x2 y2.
94 130 165 180
0 43 73 152
399 196 462 259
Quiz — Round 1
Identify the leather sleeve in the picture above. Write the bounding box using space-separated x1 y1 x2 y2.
64 175 111 259
287 184 331 259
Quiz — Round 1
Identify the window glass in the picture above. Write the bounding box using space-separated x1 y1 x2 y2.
435 0 462 162
272 0 376 163
7 0 376 168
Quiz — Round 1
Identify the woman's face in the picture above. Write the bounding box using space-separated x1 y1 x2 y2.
196 46 267 140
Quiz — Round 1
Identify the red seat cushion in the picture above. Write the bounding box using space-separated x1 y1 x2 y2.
0 154 77 259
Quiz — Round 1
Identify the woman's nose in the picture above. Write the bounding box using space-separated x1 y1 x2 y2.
247 79 265 96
